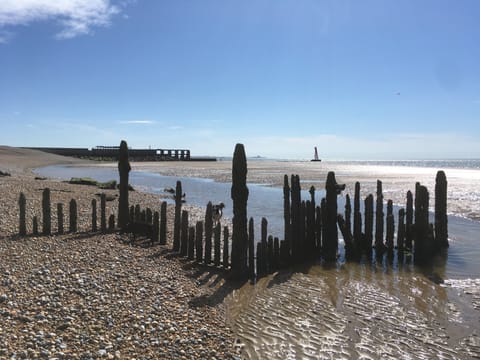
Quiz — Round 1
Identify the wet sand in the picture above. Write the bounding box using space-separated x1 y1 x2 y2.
104 159 480 359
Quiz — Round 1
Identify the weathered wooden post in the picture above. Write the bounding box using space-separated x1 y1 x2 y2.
273 237 280 270
153 211 160 244
223 226 229 269
344 194 354 256
108 214 115 232
129 205 134 224
315 206 322 255
58 203 64 234
101 193 107 233
435 170 448 250
91 199 97 232
267 235 274 273
204 202 213 263
300 200 306 260
385 200 395 251
180 210 189 256
256 242 263 277
214 223 221 267
345 194 352 238
187 226 195 260
321 198 327 253
231 143 249 279
118 140 131 230
405 191 413 251
290 174 301 263
353 182 362 246
19 193 27 236
69 199 77 233
173 180 183 251
324 172 344 261
248 217 255 278
397 208 405 252
195 221 204 263
32 216 39 235
305 199 315 259
364 194 374 251
261 217 268 272
414 185 431 263
146 208 153 224
160 202 167 245
283 175 291 260
42 188 51 235
375 180 385 255
134 204 141 222
337 214 355 260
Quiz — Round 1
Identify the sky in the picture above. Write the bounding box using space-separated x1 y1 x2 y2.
0 0 479 160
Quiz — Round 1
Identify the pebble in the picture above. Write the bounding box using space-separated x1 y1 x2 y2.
0 173 241 359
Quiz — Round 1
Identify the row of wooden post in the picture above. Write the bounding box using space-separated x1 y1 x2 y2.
18 185 232 269
17 141 450 282
19 189 122 236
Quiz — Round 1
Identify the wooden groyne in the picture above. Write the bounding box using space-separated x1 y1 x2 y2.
25 146 216 161
17 142 450 283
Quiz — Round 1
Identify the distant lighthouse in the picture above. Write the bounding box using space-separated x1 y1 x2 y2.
311 147 321 162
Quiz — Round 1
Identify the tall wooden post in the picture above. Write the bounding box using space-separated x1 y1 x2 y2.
118 140 131 230
364 194 374 251
405 191 413 251
69 199 77 233
385 200 395 251
173 181 183 251
375 180 385 255
223 226 229 269
19 193 27 236
290 175 301 263
353 182 362 247
180 210 189 256
195 221 204 263
204 202 213 263
42 188 51 235
435 170 448 250
283 175 291 260
91 199 97 232
231 143 249 279
101 193 107 233
160 202 167 245
214 223 221 267
248 217 255 279
187 226 195 260
397 208 405 252
58 203 64 234
324 172 344 261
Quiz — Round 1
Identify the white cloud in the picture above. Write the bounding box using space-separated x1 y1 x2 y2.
0 0 121 40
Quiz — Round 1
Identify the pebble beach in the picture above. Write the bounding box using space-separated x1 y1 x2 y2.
0 147 241 359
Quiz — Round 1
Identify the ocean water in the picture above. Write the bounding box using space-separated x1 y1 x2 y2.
36 159 480 359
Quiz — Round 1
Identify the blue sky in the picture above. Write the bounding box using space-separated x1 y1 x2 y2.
0 0 479 160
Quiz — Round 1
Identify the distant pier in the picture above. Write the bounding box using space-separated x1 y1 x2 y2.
26 146 217 161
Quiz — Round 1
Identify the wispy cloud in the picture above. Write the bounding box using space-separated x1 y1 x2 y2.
120 120 155 124
0 0 122 41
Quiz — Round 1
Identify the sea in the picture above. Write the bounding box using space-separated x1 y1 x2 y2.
35 159 480 359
